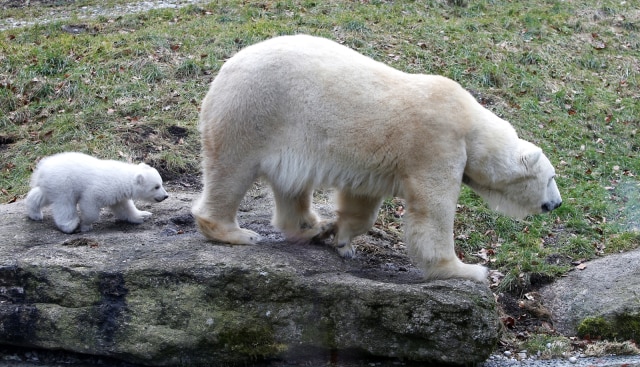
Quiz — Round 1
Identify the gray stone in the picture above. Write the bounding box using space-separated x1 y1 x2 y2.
540 248 640 340
0 184 499 366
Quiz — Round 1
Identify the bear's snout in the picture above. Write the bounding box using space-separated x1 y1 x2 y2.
156 194 169 202
541 201 562 212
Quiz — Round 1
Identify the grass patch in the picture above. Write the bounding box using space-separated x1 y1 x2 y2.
518 334 572 360
1 0 639 301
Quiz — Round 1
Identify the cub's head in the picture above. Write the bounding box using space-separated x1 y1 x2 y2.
464 140 562 219
135 164 169 203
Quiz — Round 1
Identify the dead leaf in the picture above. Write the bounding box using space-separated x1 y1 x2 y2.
501 316 516 329
41 130 53 141
489 270 504 287
394 205 405 218
475 248 490 262
576 263 587 270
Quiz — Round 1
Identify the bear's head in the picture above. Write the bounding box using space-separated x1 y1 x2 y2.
134 164 169 203
463 140 562 219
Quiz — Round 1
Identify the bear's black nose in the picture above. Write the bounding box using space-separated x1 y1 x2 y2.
542 201 562 212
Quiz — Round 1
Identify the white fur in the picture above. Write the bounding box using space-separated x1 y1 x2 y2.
26 152 169 233
192 35 562 282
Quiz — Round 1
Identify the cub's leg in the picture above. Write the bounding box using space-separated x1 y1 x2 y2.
271 187 332 241
111 199 152 224
78 197 102 232
50 200 80 234
402 174 488 282
192 160 261 245
333 190 384 258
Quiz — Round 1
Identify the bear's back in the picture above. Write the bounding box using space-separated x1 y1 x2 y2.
33 153 134 189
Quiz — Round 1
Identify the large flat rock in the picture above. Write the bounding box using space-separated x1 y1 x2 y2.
540 248 640 341
0 184 499 366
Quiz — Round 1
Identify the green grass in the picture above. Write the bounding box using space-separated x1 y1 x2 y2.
1 0 639 294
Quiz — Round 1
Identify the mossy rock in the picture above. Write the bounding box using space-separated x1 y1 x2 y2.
578 314 640 341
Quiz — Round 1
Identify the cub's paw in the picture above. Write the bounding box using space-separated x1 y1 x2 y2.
79 224 93 232
57 220 80 234
126 211 152 224
28 211 44 221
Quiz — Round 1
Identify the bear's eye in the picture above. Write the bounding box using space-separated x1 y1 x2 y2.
154 185 160 190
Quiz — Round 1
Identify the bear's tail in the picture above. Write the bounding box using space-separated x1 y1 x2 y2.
25 187 45 221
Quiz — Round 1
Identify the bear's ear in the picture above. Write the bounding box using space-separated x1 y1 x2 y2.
519 141 542 170
136 173 145 185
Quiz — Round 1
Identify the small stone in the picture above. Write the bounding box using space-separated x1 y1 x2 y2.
568 356 577 363
503 351 512 357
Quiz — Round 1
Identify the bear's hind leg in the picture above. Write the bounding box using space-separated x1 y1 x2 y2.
25 187 46 221
271 187 333 242
50 200 80 233
192 163 261 245
78 198 102 232
333 190 383 258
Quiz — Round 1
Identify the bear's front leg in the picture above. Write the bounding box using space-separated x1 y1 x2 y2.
404 207 488 282
110 199 151 224
403 174 488 283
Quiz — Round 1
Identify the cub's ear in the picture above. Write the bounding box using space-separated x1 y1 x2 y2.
136 173 145 185
519 141 542 170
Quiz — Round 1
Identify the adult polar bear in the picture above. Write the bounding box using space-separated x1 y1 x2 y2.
192 35 562 282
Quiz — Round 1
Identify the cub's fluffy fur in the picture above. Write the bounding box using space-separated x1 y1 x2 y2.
26 152 169 233
192 35 562 282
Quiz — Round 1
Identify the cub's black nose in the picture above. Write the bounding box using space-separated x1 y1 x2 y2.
542 201 562 212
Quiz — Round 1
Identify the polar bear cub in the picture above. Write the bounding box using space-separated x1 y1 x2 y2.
192 35 562 282
26 152 169 233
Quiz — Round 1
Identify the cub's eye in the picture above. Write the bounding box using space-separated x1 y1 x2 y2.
154 185 161 190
